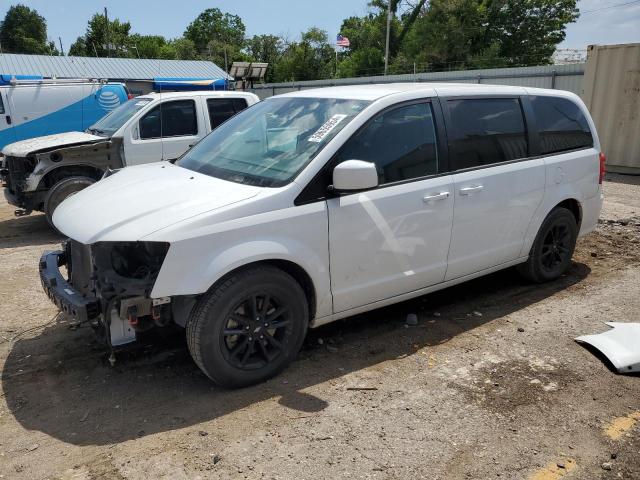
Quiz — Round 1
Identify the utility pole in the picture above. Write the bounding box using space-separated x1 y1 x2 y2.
104 7 110 57
384 0 393 75
58 37 64 56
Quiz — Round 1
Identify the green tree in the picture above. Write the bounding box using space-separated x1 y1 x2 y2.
0 4 57 55
168 38 199 60
69 12 132 57
68 36 87 56
337 14 388 77
485 0 579 66
184 8 246 68
274 28 334 82
245 34 283 82
336 1 427 77
400 0 579 71
128 34 166 58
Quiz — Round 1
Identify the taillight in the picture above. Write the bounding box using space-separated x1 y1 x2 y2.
127 93 134 100
599 152 606 184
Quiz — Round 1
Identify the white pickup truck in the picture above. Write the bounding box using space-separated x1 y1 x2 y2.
1 90 259 227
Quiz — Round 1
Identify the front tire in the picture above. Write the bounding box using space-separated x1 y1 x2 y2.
44 176 95 232
186 266 309 388
518 207 578 283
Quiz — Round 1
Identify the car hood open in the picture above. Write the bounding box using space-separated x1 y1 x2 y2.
52 163 262 243
2 131 106 156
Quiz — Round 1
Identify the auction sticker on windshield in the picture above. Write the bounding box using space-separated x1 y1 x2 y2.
308 114 348 143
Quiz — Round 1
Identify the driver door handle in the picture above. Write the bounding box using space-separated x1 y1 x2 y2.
459 185 484 195
423 192 450 203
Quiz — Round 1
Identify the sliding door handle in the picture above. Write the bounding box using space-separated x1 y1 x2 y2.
423 192 450 203
459 185 484 195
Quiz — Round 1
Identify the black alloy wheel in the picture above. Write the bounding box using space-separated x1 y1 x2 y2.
540 222 572 273
221 293 292 370
187 266 308 388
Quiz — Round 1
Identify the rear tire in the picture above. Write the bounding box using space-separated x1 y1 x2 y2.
186 266 308 388
517 207 578 283
44 176 95 233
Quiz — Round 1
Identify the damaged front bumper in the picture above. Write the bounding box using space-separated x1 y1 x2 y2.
39 250 100 323
39 241 173 348
2 155 42 212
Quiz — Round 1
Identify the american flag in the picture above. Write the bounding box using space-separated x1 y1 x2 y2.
336 34 350 48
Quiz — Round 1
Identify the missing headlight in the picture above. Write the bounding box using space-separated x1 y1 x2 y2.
108 242 170 280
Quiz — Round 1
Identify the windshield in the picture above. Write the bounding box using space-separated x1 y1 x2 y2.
177 97 370 187
88 98 153 136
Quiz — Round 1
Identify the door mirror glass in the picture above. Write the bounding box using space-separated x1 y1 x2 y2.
332 160 378 192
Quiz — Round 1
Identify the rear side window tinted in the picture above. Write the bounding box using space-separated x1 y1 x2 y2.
140 100 198 139
530 96 593 154
335 102 438 184
447 98 528 170
207 97 249 129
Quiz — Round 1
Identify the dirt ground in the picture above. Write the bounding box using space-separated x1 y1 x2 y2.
0 174 639 480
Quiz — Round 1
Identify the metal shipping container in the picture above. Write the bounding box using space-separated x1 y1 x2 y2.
582 43 640 174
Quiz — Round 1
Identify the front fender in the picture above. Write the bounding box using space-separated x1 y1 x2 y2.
150 203 332 319
27 140 123 192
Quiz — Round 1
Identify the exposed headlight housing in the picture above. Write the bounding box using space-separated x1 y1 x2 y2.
92 241 170 286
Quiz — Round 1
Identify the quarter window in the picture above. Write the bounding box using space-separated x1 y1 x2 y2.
139 100 198 139
336 103 439 184
207 98 249 129
447 98 528 170
531 96 593 154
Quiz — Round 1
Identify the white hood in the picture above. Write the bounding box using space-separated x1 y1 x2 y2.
2 131 105 156
52 163 262 244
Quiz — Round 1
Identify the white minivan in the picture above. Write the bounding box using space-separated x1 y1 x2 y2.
40 84 604 387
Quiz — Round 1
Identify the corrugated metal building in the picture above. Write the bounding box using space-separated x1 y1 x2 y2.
0 53 232 94
583 43 640 174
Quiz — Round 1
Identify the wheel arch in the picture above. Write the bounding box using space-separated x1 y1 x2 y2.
555 198 582 230
520 196 584 258
38 164 104 189
209 259 318 322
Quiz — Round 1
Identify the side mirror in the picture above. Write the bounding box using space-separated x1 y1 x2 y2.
332 160 378 192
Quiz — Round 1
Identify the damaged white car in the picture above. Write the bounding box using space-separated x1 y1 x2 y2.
40 84 604 387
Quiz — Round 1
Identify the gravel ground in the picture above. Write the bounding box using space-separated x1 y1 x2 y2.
0 174 639 480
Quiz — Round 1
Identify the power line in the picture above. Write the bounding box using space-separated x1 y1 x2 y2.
581 0 640 14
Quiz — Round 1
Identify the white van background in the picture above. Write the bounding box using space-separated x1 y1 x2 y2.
0 77 129 150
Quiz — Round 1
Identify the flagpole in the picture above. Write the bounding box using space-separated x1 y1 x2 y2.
384 0 392 75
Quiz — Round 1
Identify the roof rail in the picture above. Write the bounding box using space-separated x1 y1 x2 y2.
0 75 108 86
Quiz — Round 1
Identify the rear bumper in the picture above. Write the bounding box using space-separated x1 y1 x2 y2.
39 250 100 323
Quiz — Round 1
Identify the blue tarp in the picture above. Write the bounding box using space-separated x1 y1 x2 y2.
153 77 228 91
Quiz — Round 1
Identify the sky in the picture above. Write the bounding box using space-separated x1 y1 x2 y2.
1 0 639 54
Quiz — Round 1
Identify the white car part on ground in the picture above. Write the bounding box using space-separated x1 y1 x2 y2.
575 322 640 374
